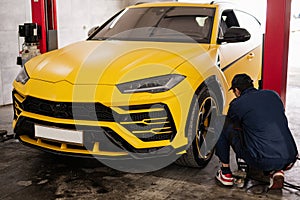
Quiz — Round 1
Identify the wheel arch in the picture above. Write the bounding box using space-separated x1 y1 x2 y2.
194 75 225 112
184 75 224 139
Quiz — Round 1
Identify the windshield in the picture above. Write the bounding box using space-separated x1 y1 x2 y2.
89 6 215 43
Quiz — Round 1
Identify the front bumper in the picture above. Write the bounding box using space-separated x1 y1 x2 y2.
12 89 188 158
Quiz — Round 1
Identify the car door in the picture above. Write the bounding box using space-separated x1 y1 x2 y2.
218 9 263 89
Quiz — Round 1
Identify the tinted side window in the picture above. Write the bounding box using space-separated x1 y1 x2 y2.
218 9 239 38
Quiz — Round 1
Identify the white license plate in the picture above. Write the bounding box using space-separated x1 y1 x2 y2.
35 125 83 144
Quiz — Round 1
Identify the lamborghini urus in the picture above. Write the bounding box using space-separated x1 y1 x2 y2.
13 2 262 169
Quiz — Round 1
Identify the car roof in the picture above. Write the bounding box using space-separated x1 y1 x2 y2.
128 2 216 9
128 1 234 9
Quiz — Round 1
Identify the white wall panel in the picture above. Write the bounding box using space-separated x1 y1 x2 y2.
56 0 128 48
0 0 31 105
2 68 19 104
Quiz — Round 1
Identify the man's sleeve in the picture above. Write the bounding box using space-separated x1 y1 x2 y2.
226 100 242 129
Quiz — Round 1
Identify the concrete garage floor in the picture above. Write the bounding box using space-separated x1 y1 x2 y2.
0 32 300 200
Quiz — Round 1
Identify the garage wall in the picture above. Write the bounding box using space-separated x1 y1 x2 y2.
0 0 32 105
56 0 129 48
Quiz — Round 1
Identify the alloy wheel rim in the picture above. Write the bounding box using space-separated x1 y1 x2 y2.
195 96 218 161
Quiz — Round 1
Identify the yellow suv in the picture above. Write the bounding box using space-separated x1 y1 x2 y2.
13 2 262 169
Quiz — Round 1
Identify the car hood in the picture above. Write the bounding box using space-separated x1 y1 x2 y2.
26 40 209 85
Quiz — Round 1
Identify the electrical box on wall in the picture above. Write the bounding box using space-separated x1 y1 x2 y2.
18 23 40 43
17 23 41 66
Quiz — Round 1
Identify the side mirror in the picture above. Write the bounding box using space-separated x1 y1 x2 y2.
217 27 251 44
88 26 99 37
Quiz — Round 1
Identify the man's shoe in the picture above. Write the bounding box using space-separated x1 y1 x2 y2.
269 170 284 190
216 169 234 186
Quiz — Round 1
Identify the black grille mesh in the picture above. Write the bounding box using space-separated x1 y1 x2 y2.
22 96 115 121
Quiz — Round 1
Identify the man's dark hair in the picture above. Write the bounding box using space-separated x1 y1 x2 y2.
229 73 254 92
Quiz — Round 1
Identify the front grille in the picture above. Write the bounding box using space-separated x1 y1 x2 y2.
13 91 177 143
22 96 115 121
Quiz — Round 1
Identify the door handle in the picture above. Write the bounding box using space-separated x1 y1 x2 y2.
247 52 255 60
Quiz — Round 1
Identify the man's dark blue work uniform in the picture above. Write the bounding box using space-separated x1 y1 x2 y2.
216 87 298 172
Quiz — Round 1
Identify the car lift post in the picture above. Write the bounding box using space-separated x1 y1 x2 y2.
263 0 292 106
31 0 58 53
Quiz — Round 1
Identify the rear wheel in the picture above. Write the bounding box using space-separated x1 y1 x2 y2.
176 87 220 168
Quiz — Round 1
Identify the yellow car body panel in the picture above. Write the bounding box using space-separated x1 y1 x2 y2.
12 2 263 164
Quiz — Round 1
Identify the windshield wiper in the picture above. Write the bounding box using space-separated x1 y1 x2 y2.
88 37 110 41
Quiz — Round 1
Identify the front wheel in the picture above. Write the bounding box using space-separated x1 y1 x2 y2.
176 87 221 168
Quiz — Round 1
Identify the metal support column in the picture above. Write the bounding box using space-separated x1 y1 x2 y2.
31 0 57 53
263 0 292 105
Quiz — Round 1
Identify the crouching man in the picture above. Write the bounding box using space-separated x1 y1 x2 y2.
215 73 298 189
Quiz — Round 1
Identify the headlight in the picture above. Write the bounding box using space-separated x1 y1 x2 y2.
117 74 186 93
15 67 30 84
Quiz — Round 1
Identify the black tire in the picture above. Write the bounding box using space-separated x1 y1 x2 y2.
176 87 220 168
